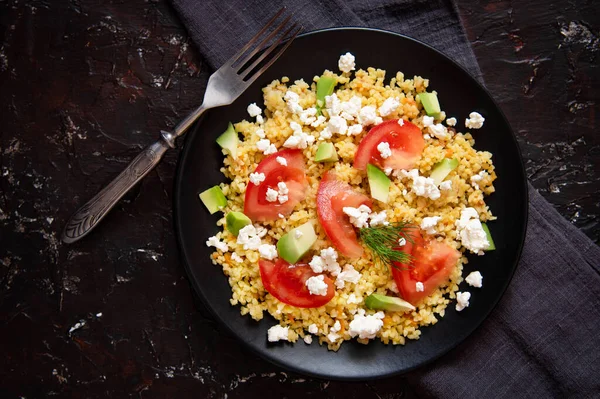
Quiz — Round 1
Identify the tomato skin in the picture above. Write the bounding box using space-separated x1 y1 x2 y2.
354 119 425 171
392 230 461 305
259 259 335 308
244 149 308 222
316 171 372 258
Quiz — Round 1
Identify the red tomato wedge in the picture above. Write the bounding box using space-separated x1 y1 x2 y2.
392 230 461 305
354 119 425 171
244 149 308 222
259 259 335 308
316 171 372 258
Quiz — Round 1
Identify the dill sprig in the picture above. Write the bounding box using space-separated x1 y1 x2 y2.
359 222 415 270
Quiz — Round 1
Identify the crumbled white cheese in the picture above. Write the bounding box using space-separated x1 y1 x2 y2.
338 52 356 73
465 271 483 288
284 90 303 114
465 112 485 129
369 210 389 227
267 325 290 342
308 255 325 273
278 195 288 204
439 180 453 191
311 115 327 127
308 324 318 334
254 225 268 238
456 207 490 255
247 103 262 117
422 115 435 127
456 291 471 311
347 293 361 304
421 216 442 235
255 128 266 138
401 169 441 200
343 205 372 229
319 127 333 140
256 115 264 124
283 121 315 149
256 139 277 155
327 115 348 135
416 281 424 292
236 225 262 250
335 264 361 289
327 320 342 342
306 275 329 296
428 123 450 140
397 118 405 126
347 124 363 135
384 167 393 176
266 188 278 202
377 141 392 159
276 156 287 166
470 170 487 189
231 252 243 263
446 117 457 127
303 335 313 344
389 281 399 293
398 237 407 246
276 181 289 204
299 107 317 125
258 244 278 260
358 106 382 126
206 236 229 252
294 229 303 239
278 213 285 219
249 172 266 185
325 93 342 116
341 96 362 120
423 134 431 140
308 247 341 275
378 97 400 116
348 309 385 340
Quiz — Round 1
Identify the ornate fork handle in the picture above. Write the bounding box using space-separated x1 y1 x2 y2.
62 139 170 243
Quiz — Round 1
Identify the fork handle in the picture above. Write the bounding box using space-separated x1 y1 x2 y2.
62 140 170 244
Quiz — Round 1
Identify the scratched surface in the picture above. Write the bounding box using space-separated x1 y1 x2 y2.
0 0 598 397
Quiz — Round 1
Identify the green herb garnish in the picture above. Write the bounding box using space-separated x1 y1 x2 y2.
359 222 414 270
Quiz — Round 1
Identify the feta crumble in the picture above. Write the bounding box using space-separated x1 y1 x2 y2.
397 118 405 126
347 293 361 304
256 115 264 124
309 247 341 275
343 205 372 229
348 309 385 340
341 96 362 119
206 236 229 252
398 237 407 246
325 93 342 116
247 103 262 118
258 244 278 260
276 156 287 166
236 225 262 250
378 97 400 116
377 141 392 159
294 229 303 239
369 210 389 227
266 188 279 202
421 216 442 235
283 121 315 149
284 90 303 114
416 281 424 292
249 172 266 185
306 275 329 296
465 271 483 288
335 264 361 289
456 291 471 311
358 106 382 126
446 117 457 127
439 180 453 191
455 207 490 255
327 115 348 135
465 112 485 129
231 252 243 263
256 139 277 155
267 325 290 342
422 115 435 127
470 170 487 189
303 335 313 344
347 124 363 135
338 52 356 73
254 128 266 138
401 169 441 200
308 324 318 334
328 320 342 342
428 123 450 140
299 107 317 125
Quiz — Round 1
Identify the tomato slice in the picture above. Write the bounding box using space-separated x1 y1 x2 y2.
244 149 308 222
392 230 461 305
259 259 335 308
354 119 425 171
316 171 372 258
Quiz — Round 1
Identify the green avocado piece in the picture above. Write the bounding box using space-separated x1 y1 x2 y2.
199 186 227 214
216 122 239 159
481 222 496 251
314 142 339 162
367 164 391 203
226 211 251 236
277 221 318 264
365 293 415 312
429 158 459 186
417 92 441 117
316 75 337 114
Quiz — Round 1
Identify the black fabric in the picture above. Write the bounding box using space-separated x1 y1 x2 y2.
170 0 600 396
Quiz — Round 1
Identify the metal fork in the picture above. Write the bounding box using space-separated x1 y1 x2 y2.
62 8 301 244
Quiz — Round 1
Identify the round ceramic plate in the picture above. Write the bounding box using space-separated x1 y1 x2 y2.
174 28 528 380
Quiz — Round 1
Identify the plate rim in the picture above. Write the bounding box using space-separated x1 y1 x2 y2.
172 26 529 381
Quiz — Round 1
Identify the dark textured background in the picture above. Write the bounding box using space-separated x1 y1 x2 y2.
0 0 598 397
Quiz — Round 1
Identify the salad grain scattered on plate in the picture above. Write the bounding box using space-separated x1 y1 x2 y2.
200 52 495 351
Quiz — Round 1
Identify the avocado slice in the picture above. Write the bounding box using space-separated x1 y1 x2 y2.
316 75 337 114
277 221 318 264
367 164 391 203
199 186 227 214
216 122 239 159
417 92 441 117
226 211 252 236
365 293 415 312
481 222 496 251
429 158 459 186
314 142 339 162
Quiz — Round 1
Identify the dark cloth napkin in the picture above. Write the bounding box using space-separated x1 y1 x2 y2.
171 0 600 396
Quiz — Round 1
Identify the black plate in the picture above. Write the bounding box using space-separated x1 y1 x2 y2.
174 28 528 380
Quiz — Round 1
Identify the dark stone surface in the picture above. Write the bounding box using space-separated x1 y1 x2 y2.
0 0 597 397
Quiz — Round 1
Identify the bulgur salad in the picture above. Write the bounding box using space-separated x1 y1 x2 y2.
199 52 496 351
